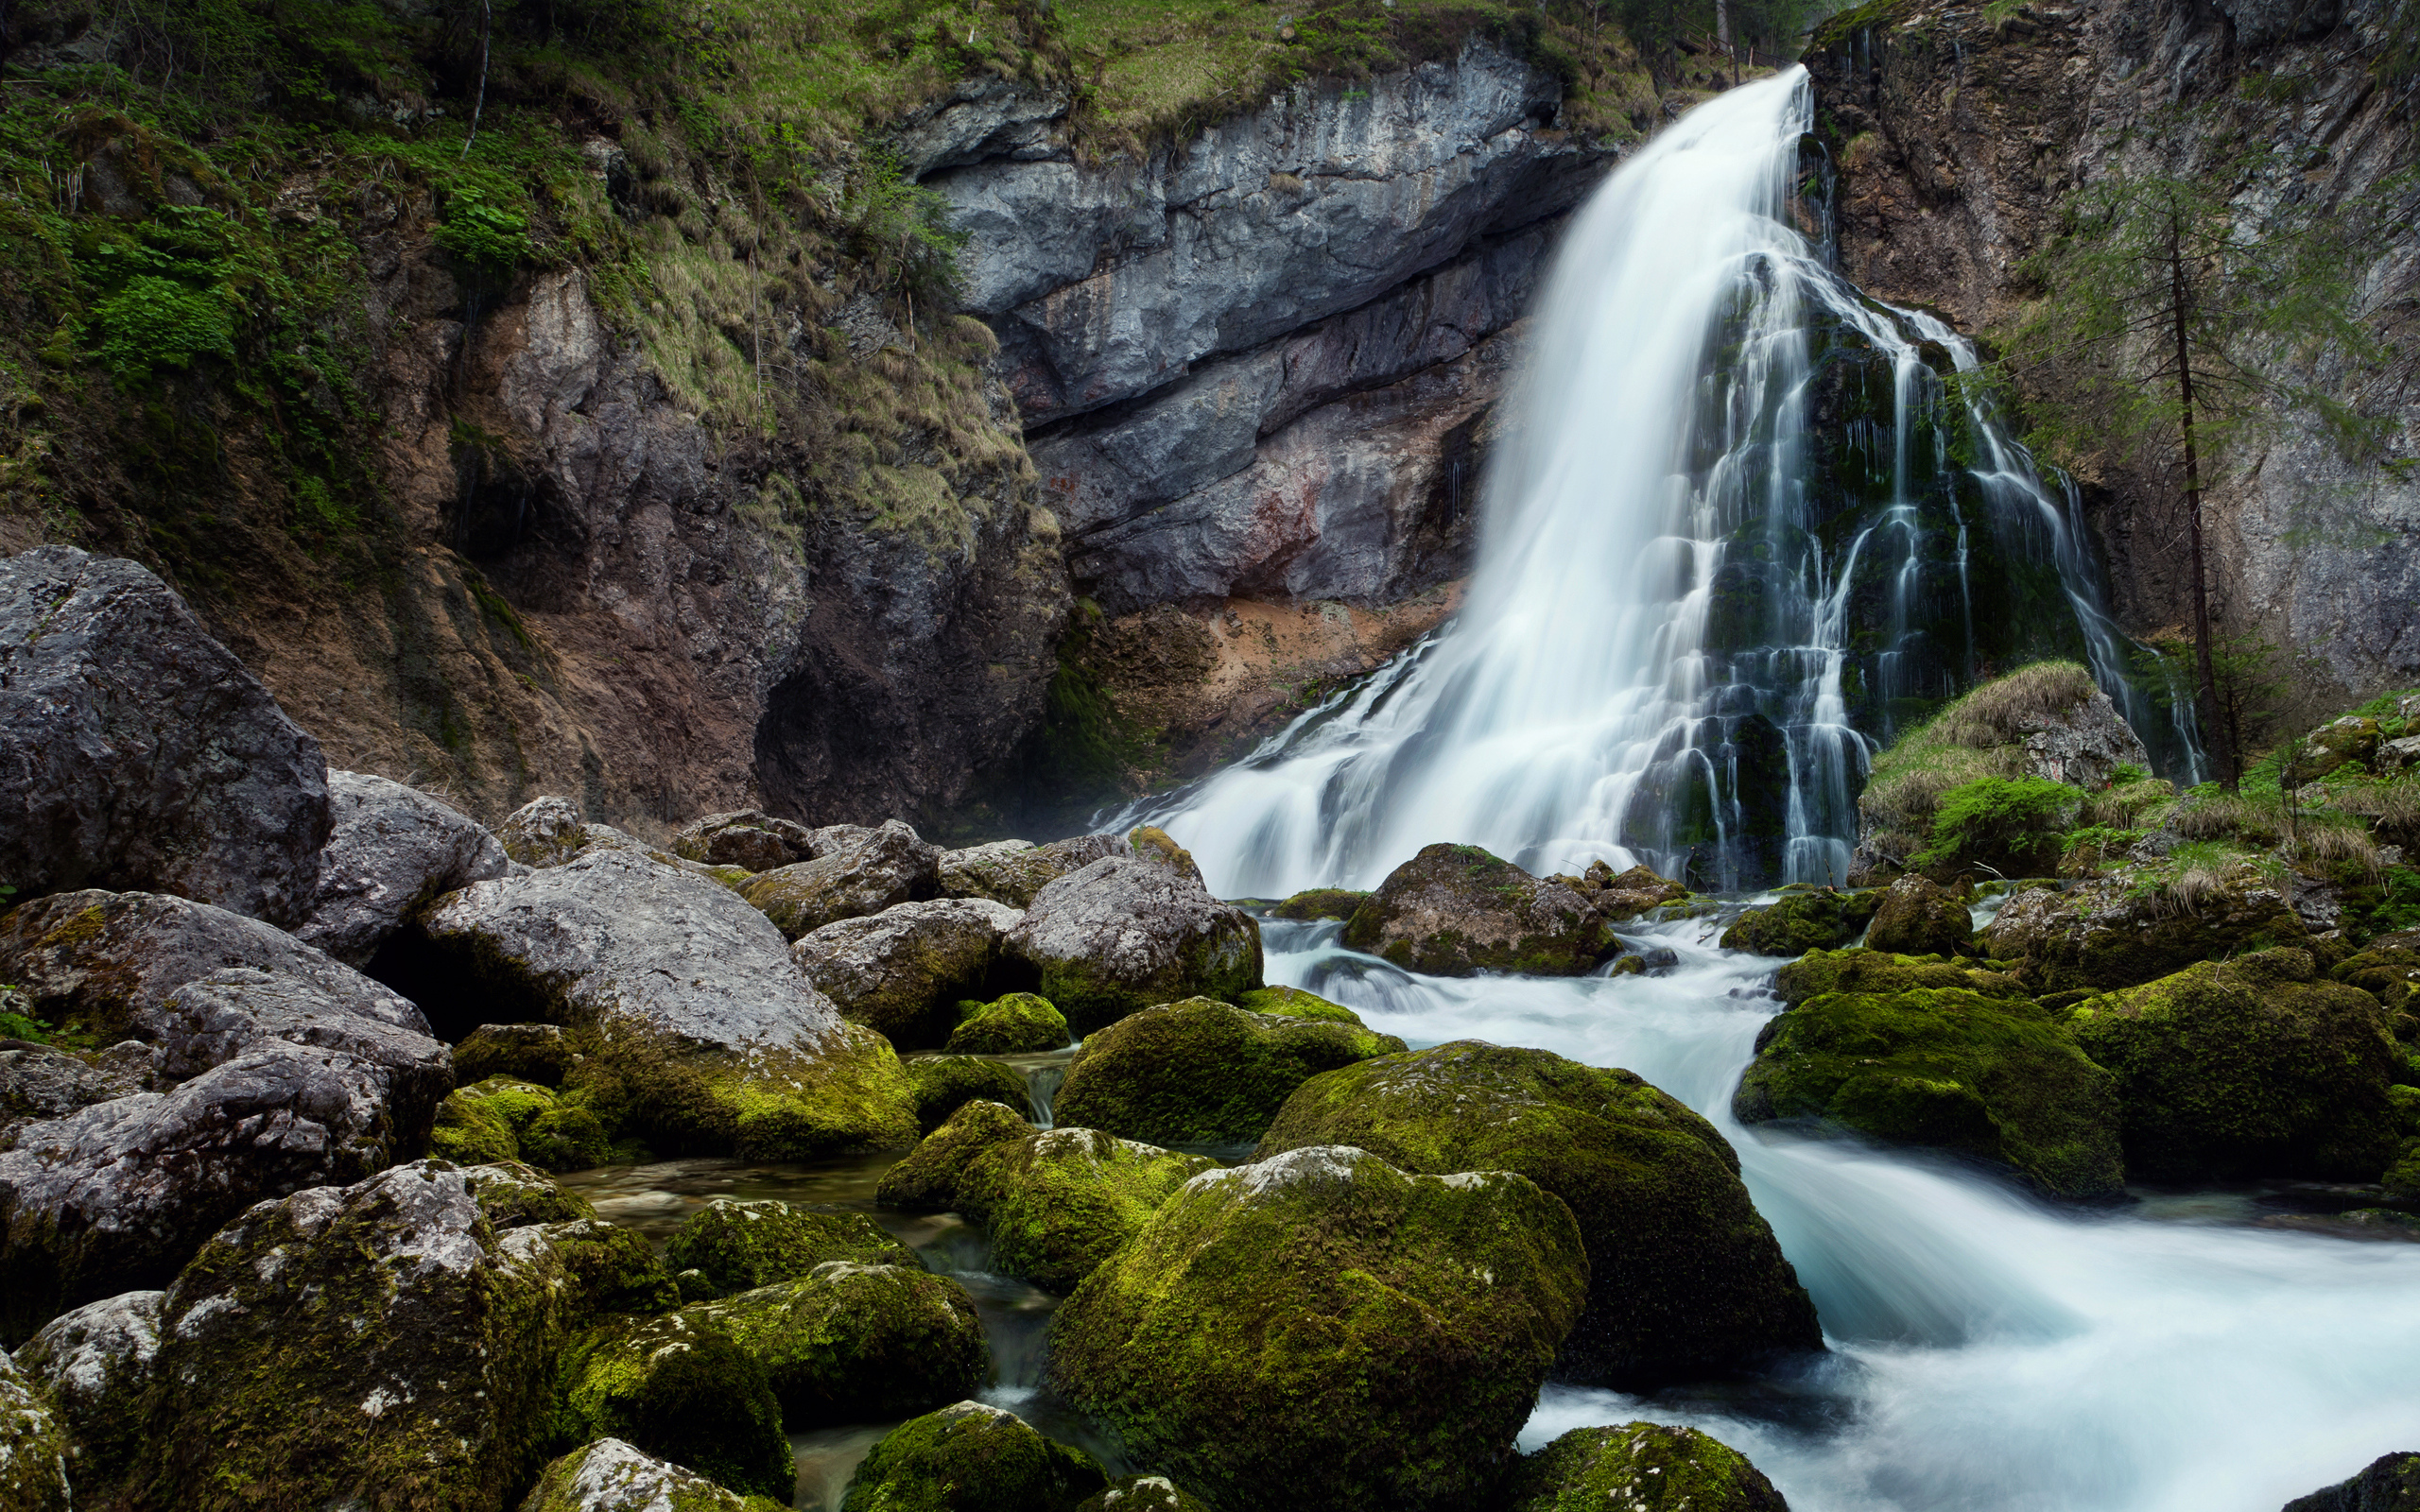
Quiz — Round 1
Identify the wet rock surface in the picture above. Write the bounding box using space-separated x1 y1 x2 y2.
1863 875 1978 958
683 1261 989 1428
1340 843 1618 977
1054 996 1407 1148
1719 887 1883 957
662 1197 920 1297
841 1400 1106 1512
0 547 330 927
1499 1422 1790 1512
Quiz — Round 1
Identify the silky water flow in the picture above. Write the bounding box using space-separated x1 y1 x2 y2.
1138 67 2416 1512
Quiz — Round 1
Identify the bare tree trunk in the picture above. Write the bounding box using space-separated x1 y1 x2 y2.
460 0 492 160
2169 210 2230 787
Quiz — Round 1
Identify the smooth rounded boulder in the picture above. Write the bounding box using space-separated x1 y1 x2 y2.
1735 954 2123 1198
1498 1422 1789 1512
945 992 1070 1055
294 770 512 968
1862 874 1976 957
1053 996 1407 1147
906 1055 1035 1131
841 1400 1107 1512
2067 947 2402 1181
0 546 330 927
792 899 1024 1048
429 1076 612 1172
663 1198 920 1298
1049 1146 1589 1512
684 1261 989 1426
554 1313 793 1501
1340 844 1616 976
1719 886 1881 956
1256 1041 1819 1383
1005 851 1263 1034
740 820 942 939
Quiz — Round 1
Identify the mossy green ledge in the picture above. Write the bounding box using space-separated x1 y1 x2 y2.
1255 1041 1819 1384
1052 996 1408 1147
1048 1144 1588 1512
1497 1422 1789 1512
1734 952 2124 1199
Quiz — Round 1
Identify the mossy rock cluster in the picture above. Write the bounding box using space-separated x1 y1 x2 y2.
1736 949 2124 1197
1981 868 2309 993
1052 996 1409 1147
1340 843 1619 977
430 1075 614 1172
559 1022 922 1162
1256 1041 1819 1383
1863 874 1977 957
946 992 1070 1055
662 1198 920 1298
1718 886 1881 956
876 1101 1216 1292
1497 1422 1789 1512
1048 1144 1588 1512
681 1263 989 1428
841 1400 1107 1512
2067 947 2403 1182
906 1056 1035 1131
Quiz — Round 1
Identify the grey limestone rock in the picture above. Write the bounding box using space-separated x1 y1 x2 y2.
0 1041 146 1146
739 819 943 939
939 833 1131 909
0 1347 69 1511
519 1437 763 1512
11 1289 163 1485
891 73 1071 177
295 771 511 968
2018 686 2149 790
792 899 1025 1049
498 796 590 868
1006 852 1263 1034
0 546 330 926
669 809 815 873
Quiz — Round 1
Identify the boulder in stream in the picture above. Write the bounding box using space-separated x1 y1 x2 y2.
841 1400 1107 1512
429 1075 613 1172
2067 947 2402 1182
1005 851 1263 1034
906 1055 1035 1131
791 898 1024 1048
1053 996 1406 1147
682 1261 990 1427
1718 885 1882 956
522 1437 771 1512
944 991 1070 1055
554 1311 794 1502
1048 1144 1587 1512
1339 844 1617 976
1270 887 1372 921
1256 1040 1819 1383
662 1197 921 1298
1499 1421 1789 1512
1861 874 1977 957
1981 865 2308 992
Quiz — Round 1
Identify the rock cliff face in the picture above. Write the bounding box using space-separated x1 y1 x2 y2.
1807 0 2418 706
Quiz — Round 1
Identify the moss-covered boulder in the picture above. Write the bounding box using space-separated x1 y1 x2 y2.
114 1161 631 1512
454 1022 574 1086
683 1261 988 1428
1497 1422 1787 1512
841 1400 1107 1512
1050 1144 1587 1512
2067 948 2403 1181
793 899 1025 1049
1574 863 1693 921
431 1075 614 1172
1718 886 1881 956
875 1102 1216 1292
1255 1042 1818 1383
554 1313 794 1501
939 833 1131 909
663 1197 920 1298
1340 844 1617 977
907 1056 1034 1132
945 993 1069 1055
12 1289 162 1490
1772 948 2026 1006
1052 997 1408 1148
1270 888 1371 921
1233 984 1368 1023
2337 944 2420 1022
1863 874 1976 957
2281 1450 2420 1512
523 1436 787 1512
1981 865 2308 992
1075 1477 1213 1512
1005 851 1263 1034
1734 968 2123 1197
0 1349 70 1512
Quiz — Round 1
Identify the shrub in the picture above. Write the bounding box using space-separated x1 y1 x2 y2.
86 274 237 377
433 186 531 276
1914 776 2082 879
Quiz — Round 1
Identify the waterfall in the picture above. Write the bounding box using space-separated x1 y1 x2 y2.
1134 67 2199 899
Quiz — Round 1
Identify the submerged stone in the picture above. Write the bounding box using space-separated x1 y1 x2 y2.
1256 1041 1819 1383
1049 1145 1589 1512
662 1198 920 1298
1498 1422 1789 1512
840 1400 1107 1512
1053 997 1407 1147
1340 843 1617 977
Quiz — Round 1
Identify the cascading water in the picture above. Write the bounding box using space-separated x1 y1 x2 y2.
1134 66 2197 898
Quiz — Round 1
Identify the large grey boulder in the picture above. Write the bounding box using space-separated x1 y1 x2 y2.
0 546 330 926
1339 843 1618 977
0 1040 147 1144
939 833 1132 909
520 1437 765 1512
792 899 1025 1048
1005 852 1262 1034
669 809 814 873
416 848 918 1157
12 1289 163 1486
0 1347 70 1511
294 771 511 968
739 819 943 939
112 1160 631 1512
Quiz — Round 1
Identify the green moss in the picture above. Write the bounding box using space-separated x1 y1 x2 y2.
944 992 1070 1055
1914 776 2083 879
1234 984 1367 1025
1074 1476 1214 1512
1735 985 2124 1198
1255 1041 1817 1384
1047 1146 1588 1512
1718 889 1883 956
543 1217 683 1321
1773 948 2028 1006
965 1127 1218 1292
553 1314 795 1502
1858 662 2100 848
1270 888 1371 921
876 1098 1038 1211
522 1440 781 1511
664 1198 920 1299
1052 997 1407 1147
841 1400 1106 1512
2066 948 2403 1181
683 1263 989 1428
1500 1422 1787 1512
429 1075 613 1172
906 1055 1035 1132
568 1024 921 1161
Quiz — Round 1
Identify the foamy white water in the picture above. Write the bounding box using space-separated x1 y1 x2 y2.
1262 918 2420 1512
